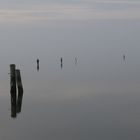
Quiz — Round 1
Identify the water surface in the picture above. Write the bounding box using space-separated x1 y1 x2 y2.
0 0 140 139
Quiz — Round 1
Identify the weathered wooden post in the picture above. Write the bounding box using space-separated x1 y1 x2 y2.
37 59 39 71
16 69 23 113
10 64 17 118
60 57 63 69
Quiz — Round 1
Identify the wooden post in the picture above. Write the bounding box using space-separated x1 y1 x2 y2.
16 69 23 113
16 69 23 93
37 59 39 71
60 57 63 69
10 64 17 118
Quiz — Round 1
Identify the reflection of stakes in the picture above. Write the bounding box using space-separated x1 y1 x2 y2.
10 64 17 118
75 57 77 65
123 54 125 61
61 63 63 69
16 70 23 113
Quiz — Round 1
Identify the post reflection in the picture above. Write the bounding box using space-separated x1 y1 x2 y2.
16 87 23 113
11 84 23 118
11 92 17 118
11 90 23 118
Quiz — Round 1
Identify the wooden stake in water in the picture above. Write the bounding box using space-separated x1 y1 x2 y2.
16 69 23 113
37 58 39 71
60 57 63 69
16 69 23 93
10 64 17 118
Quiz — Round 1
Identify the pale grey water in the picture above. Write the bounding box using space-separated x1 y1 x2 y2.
0 1 140 139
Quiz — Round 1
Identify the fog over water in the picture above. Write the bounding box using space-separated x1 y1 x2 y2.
0 0 140 139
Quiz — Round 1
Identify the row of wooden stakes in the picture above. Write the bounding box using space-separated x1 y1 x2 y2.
10 64 23 118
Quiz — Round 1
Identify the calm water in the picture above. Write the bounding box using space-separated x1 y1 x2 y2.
0 1 140 140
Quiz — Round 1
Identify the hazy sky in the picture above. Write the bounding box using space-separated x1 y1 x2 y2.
0 0 139 23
